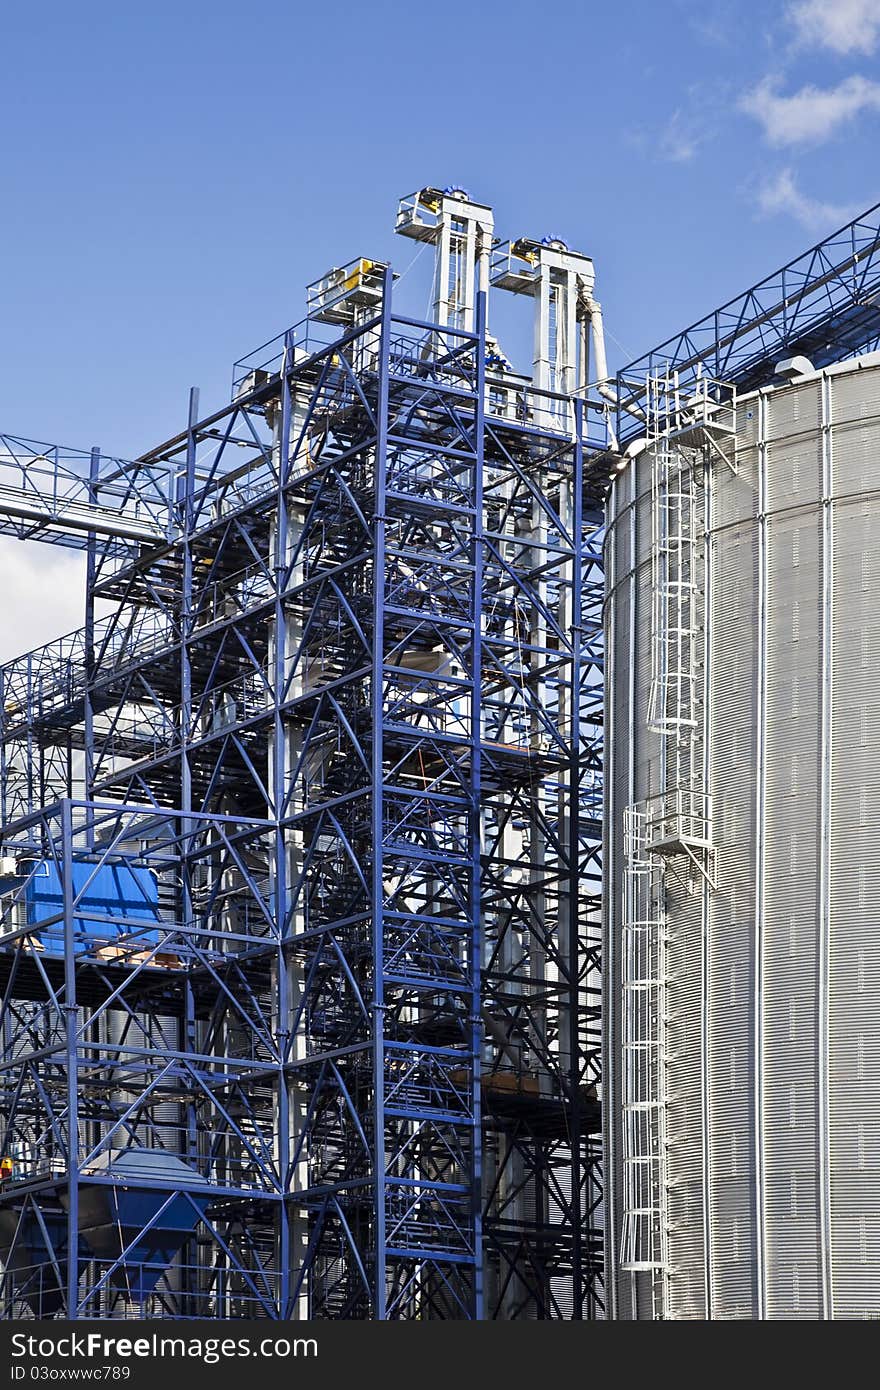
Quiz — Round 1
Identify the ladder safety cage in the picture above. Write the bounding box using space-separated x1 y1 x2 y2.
619 803 667 1280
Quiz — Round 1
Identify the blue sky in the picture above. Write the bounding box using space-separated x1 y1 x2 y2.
0 0 879 651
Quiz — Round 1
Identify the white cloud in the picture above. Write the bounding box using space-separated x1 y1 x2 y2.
0 539 86 663
741 73 880 145
680 0 737 47
756 169 860 231
788 0 880 54
659 110 701 162
653 82 729 162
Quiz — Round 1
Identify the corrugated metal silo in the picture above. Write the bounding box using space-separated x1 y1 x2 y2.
605 353 880 1319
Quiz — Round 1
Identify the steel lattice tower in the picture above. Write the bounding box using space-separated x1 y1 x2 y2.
0 189 606 1318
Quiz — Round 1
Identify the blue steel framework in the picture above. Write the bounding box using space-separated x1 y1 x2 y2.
0 800 285 1317
614 197 880 436
0 263 605 1317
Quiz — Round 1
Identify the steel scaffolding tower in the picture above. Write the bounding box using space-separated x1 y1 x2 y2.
0 190 605 1318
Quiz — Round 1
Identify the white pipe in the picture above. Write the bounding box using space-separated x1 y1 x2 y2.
586 295 611 385
585 295 647 424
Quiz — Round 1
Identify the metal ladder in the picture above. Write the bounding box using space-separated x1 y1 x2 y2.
645 367 725 875
619 369 735 1303
647 440 700 740
620 804 667 1287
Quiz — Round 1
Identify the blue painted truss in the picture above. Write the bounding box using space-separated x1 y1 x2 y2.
0 271 604 1318
615 197 880 439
